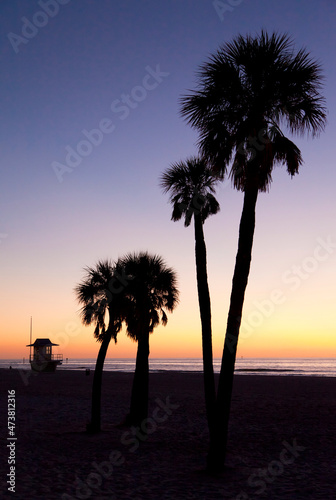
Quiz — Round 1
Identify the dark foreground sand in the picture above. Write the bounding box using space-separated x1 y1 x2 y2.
1 368 335 500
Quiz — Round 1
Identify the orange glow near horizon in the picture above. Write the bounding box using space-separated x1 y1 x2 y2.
1 321 335 360
1 262 335 360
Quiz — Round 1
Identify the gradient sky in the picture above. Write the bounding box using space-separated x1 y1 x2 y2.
1 0 335 360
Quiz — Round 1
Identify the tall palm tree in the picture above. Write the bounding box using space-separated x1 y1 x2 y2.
160 156 220 443
121 252 179 426
75 260 127 433
181 31 327 471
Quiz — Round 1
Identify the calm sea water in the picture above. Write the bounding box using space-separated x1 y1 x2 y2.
1 358 335 377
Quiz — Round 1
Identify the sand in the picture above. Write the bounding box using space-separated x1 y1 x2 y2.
0 368 335 500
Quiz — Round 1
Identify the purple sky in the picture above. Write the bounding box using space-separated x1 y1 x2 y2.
0 0 335 358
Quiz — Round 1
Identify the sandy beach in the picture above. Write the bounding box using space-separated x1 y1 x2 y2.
1 368 335 500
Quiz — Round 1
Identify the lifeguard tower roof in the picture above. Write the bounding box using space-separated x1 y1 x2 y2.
26 338 59 347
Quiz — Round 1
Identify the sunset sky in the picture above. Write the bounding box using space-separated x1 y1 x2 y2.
1 0 335 361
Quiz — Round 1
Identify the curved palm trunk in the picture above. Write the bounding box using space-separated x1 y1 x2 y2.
194 214 217 442
88 330 114 433
128 332 150 426
207 183 259 472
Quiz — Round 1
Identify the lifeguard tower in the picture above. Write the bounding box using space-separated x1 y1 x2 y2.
27 338 63 372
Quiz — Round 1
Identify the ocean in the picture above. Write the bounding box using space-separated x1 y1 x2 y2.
1 357 335 377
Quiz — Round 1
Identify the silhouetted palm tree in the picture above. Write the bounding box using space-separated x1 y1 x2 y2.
181 31 327 471
121 252 179 426
160 156 220 443
75 260 127 433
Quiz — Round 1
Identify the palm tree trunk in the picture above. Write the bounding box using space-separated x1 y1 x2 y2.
207 183 259 472
88 330 113 433
194 214 217 443
128 332 150 426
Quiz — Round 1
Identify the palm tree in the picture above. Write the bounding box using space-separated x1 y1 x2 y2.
121 252 179 426
160 156 220 443
181 31 327 471
75 260 127 433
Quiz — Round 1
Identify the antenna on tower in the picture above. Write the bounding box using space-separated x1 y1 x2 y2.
30 317 32 361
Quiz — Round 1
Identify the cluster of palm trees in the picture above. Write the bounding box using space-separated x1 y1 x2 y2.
75 31 326 473
75 253 179 432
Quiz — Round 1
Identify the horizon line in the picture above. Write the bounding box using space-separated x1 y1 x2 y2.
1 356 335 360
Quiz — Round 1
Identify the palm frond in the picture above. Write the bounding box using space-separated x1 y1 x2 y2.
180 30 327 191
160 156 221 225
74 259 127 343
120 252 179 342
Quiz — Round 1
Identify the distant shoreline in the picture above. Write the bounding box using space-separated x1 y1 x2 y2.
1 356 335 378
1 367 336 379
